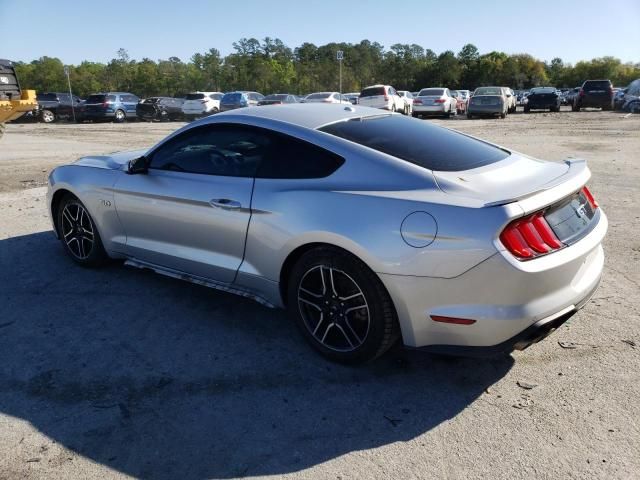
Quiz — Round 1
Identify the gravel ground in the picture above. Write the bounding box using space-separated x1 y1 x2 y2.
0 109 639 480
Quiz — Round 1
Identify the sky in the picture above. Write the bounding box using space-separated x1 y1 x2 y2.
1 0 639 65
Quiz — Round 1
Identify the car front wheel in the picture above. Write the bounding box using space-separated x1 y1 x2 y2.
56 194 108 267
287 247 399 363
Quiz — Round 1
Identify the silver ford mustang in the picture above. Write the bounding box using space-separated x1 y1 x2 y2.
47 104 607 363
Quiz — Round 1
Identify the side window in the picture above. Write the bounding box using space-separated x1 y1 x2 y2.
148 125 269 177
257 133 345 179
107 95 117 102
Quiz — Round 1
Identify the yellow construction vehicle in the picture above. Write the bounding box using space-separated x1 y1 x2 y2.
0 59 37 140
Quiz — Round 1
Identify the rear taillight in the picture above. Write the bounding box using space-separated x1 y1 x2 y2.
582 186 598 209
579 89 585 97
413 99 422 105
500 212 564 260
200 99 207 103
434 98 446 103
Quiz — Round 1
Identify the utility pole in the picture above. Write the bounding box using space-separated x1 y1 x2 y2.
64 66 76 123
337 50 344 95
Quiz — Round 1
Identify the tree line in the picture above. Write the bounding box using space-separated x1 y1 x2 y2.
13 39 640 98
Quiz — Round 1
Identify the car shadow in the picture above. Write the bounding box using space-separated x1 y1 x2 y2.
0 231 513 479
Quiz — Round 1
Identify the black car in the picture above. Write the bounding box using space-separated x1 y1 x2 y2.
136 97 185 121
572 79 614 111
257 94 299 106
524 87 561 113
34 92 83 123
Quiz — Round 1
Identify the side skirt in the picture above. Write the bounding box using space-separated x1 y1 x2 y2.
124 258 277 308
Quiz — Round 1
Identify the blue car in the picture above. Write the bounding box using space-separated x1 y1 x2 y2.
81 92 140 122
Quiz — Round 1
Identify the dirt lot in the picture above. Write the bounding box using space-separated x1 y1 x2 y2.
0 109 639 479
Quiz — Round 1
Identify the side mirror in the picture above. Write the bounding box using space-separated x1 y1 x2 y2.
127 156 148 174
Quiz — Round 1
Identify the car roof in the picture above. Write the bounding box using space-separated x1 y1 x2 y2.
194 103 384 130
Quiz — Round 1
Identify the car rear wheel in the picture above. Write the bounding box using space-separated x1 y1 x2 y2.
572 103 580 112
114 109 126 123
56 194 108 267
41 109 56 123
287 247 400 364
466 113 473 119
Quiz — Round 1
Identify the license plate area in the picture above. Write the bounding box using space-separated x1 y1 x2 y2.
545 190 598 245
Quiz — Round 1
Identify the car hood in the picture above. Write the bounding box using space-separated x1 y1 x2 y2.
74 149 148 170
433 152 586 207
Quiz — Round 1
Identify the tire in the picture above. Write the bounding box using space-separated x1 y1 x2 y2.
572 103 580 112
56 194 108 267
287 246 400 364
114 109 126 123
466 113 472 119
41 109 56 123
500 110 506 119
524 106 530 113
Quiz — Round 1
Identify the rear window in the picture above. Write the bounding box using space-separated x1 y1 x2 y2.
264 94 289 100
306 93 331 100
320 115 509 172
360 87 386 97
418 88 444 96
86 94 106 103
530 87 556 94
222 93 243 102
583 80 611 90
474 87 502 96
185 93 205 100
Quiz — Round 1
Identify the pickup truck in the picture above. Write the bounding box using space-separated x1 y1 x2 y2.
35 92 84 123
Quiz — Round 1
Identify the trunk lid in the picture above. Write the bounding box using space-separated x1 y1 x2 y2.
433 153 590 210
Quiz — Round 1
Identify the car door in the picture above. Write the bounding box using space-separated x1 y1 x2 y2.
113 124 269 283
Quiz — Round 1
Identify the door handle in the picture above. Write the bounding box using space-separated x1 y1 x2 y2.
209 198 242 209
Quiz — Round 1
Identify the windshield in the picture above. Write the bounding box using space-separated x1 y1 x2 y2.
418 88 444 96
320 115 509 172
474 87 502 96
264 94 289 101
37 93 58 101
185 93 205 100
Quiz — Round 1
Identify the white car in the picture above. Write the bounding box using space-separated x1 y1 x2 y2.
412 87 458 118
181 91 224 119
302 92 351 104
503 87 517 113
358 85 406 113
397 90 414 115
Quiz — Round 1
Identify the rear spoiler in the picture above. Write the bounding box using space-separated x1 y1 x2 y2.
484 159 591 211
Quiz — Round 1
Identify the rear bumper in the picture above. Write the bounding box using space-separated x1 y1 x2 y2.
380 209 607 354
526 102 557 109
468 104 503 114
414 105 446 114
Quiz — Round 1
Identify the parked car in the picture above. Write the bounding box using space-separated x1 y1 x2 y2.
621 78 640 111
450 90 467 114
181 92 223 119
503 88 517 113
81 92 139 122
613 88 627 110
524 87 561 112
302 92 351 104
397 90 414 115
343 93 360 105
572 79 614 111
412 87 457 118
33 92 83 123
467 87 509 119
47 103 607 363
358 85 406 113
517 91 530 105
219 91 265 112
137 97 185 121
257 94 299 106
565 87 580 106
